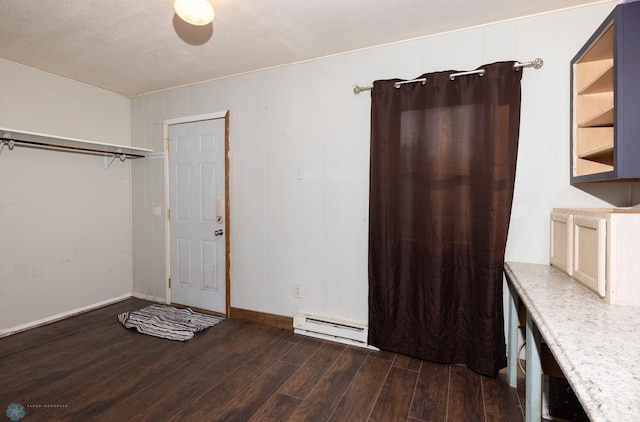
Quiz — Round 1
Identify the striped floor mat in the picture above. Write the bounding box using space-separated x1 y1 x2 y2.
118 304 224 341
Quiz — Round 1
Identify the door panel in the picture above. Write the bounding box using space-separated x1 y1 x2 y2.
169 118 226 313
202 239 218 291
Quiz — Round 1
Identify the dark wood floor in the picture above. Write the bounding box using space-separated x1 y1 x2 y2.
1 298 525 421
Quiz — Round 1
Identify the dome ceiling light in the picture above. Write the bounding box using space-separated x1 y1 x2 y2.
174 0 215 26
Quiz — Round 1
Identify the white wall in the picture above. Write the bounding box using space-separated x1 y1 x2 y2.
131 1 639 325
0 59 133 333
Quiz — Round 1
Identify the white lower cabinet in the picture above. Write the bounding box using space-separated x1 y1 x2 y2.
550 208 640 306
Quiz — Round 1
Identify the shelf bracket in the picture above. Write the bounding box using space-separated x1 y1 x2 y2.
104 153 127 169
0 139 15 154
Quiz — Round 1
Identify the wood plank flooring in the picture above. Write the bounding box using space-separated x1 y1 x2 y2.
0 299 524 421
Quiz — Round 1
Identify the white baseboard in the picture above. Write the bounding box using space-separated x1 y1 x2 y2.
0 293 133 338
131 292 167 303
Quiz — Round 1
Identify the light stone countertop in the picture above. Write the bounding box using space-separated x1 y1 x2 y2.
505 262 640 422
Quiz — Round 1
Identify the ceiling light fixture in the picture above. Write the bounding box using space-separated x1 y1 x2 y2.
174 0 215 26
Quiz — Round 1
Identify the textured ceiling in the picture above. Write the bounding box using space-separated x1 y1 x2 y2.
0 0 603 97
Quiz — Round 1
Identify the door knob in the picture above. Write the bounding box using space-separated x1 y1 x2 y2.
214 229 224 236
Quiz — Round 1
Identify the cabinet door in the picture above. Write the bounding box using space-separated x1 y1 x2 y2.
550 212 573 275
572 216 606 297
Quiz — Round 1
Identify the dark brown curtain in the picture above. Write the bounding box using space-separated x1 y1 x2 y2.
368 61 522 377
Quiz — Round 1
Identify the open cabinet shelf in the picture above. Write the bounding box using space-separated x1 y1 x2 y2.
577 62 613 95
577 144 613 161
570 1 640 183
577 105 614 128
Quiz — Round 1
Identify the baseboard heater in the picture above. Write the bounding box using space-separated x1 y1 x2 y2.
293 313 378 350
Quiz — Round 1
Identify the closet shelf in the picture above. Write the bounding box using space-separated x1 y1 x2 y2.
0 127 152 159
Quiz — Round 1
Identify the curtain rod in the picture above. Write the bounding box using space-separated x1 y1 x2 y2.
353 58 543 94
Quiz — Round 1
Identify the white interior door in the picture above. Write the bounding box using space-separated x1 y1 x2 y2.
169 118 226 313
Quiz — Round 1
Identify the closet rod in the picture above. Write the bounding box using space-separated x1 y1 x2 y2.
353 57 544 94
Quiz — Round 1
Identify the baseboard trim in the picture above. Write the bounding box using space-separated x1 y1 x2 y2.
229 307 292 330
132 292 167 303
0 293 133 338
171 302 226 319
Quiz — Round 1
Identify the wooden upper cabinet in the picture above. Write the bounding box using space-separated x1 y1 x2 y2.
570 1 640 183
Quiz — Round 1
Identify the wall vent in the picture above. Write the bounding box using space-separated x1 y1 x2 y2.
293 313 378 350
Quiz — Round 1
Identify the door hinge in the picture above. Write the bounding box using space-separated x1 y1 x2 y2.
168 278 172 289
166 138 170 151
167 208 170 220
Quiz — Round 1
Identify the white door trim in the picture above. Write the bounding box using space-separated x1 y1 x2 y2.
163 111 230 315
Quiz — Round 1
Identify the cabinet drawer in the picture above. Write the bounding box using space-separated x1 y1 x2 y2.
572 216 606 297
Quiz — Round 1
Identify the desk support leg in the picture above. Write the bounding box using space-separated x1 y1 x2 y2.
525 310 542 422
506 279 519 388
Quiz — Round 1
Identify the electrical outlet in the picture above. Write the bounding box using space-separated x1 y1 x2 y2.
294 285 302 299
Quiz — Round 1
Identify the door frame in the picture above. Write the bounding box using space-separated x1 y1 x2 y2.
163 111 230 317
